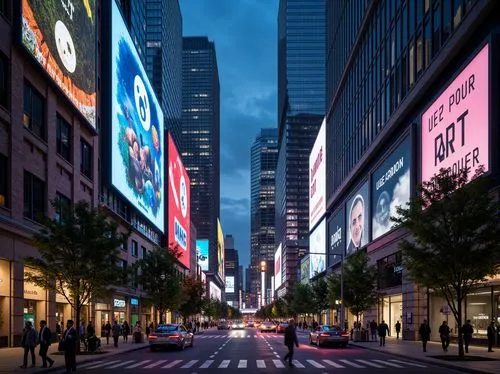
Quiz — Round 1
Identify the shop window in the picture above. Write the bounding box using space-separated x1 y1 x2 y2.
466 289 497 338
377 252 403 289
0 153 8 208
56 115 72 163
23 82 45 140
0 52 8 110
80 139 92 179
131 240 138 257
24 171 45 223
55 192 71 223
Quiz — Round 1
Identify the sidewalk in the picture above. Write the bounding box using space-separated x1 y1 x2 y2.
350 337 500 374
0 339 149 373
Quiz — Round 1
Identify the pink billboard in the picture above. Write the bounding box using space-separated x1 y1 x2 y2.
421 44 489 183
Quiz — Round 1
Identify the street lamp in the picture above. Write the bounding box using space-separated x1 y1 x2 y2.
260 261 266 307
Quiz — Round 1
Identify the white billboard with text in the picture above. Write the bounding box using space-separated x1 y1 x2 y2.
309 118 326 230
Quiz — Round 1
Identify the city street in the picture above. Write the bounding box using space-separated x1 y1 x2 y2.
72 328 464 373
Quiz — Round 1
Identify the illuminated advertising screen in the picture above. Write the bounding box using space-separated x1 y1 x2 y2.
345 181 370 256
421 44 489 182
225 276 235 293
168 133 190 269
209 281 221 301
196 239 209 271
300 255 310 284
372 136 411 241
22 0 96 128
217 219 225 280
110 1 165 232
328 207 345 267
309 118 326 230
309 218 326 278
274 244 282 290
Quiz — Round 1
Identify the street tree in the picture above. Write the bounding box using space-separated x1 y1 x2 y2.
393 166 500 358
178 275 205 323
24 200 127 352
311 277 329 322
289 282 314 317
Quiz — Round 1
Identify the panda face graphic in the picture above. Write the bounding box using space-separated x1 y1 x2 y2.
133 75 151 132
180 174 188 218
55 20 76 74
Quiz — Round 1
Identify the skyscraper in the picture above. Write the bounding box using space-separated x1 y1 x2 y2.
275 0 327 296
224 235 240 308
250 128 278 307
181 37 221 285
116 0 146 66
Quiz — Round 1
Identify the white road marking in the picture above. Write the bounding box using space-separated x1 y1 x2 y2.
323 360 345 368
125 360 151 369
218 360 231 368
389 359 427 368
181 360 199 368
273 360 285 368
256 360 266 368
86 360 121 369
356 359 385 368
339 359 365 368
199 360 214 368
238 360 247 368
144 360 168 368
374 359 404 368
307 359 325 368
106 360 135 368
292 360 305 368
162 360 183 368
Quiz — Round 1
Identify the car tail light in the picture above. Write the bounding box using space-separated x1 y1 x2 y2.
149 334 157 339
169 334 180 339
320 333 330 337
341 333 349 337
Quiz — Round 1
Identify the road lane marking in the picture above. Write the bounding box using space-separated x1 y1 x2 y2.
125 360 151 368
373 359 403 368
106 360 135 368
292 360 305 368
256 360 266 368
323 360 345 368
238 360 247 368
144 360 168 368
199 360 214 368
218 360 231 368
339 359 364 368
356 359 385 368
86 360 120 369
77 361 104 368
389 359 426 367
181 360 199 368
162 360 183 368
273 360 285 368
307 360 325 368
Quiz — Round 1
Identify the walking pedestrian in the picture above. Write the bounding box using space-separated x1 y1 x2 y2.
283 318 299 367
104 321 111 344
487 321 496 352
19 321 38 369
38 320 54 368
122 321 130 343
419 319 431 352
377 320 389 346
370 320 378 341
395 321 401 340
61 320 77 373
462 320 473 353
112 321 121 348
439 321 450 352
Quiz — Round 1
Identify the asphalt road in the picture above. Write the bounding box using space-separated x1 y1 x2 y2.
74 328 465 373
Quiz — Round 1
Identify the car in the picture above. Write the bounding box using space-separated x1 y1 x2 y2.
309 325 349 348
217 321 230 330
231 320 245 329
148 324 194 351
246 321 255 328
260 321 277 333
277 322 288 333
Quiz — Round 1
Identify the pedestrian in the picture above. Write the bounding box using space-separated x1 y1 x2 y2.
395 321 401 340
439 321 450 352
462 320 473 353
61 319 77 373
418 319 431 352
145 323 151 340
283 318 299 367
370 320 378 341
19 321 38 369
122 321 130 343
377 320 389 346
487 321 496 352
104 321 112 344
38 320 54 368
112 321 121 348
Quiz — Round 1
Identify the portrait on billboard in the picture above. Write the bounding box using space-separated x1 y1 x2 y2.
309 218 326 278
22 0 96 128
346 182 370 256
372 136 411 240
328 208 345 267
196 240 209 271
111 1 164 232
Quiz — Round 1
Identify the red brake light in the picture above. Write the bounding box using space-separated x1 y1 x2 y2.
341 333 349 337
320 333 330 337
169 334 180 339
149 334 157 339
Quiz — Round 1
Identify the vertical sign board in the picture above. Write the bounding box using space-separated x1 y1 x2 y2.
421 44 489 182
309 118 327 230
217 219 225 281
274 244 282 290
328 207 345 267
300 255 310 284
345 182 370 256
309 218 326 279
196 239 209 271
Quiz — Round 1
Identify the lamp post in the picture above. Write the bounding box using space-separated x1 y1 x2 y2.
260 260 266 307
340 253 345 331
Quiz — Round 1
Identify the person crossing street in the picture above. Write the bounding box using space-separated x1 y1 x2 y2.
283 318 299 367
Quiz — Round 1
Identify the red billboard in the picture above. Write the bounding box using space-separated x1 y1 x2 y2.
168 133 190 269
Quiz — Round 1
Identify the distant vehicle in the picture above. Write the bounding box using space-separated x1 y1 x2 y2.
277 322 288 333
246 321 255 328
217 321 230 330
260 321 277 333
309 325 349 348
231 320 245 329
148 324 194 351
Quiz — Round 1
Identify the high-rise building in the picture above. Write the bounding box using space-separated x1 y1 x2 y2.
224 235 240 308
275 0 327 296
181 37 221 285
250 128 278 307
116 0 146 66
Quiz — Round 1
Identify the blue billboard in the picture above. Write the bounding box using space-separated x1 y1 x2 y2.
196 239 209 271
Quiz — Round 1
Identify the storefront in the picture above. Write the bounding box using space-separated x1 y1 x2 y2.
95 302 111 337
0 260 10 347
23 267 47 327
376 252 403 336
55 293 72 329
112 298 127 324
130 298 139 326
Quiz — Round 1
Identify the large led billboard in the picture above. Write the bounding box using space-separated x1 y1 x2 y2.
421 44 489 183
309 218 326 278
328 207 345 267
225 276 235 293
110 1 165 232
274 244 282 290
209 281 221 301
196 239 209 271
22 0 96 128
300 255 310 284
217 219 225 280
309 118 326 230
346 181 370 256
372 136 411 240
168 133 190 269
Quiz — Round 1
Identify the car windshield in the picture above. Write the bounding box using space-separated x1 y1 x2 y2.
321 325 341 332
264 322 274 326
155 325 178 332
280 323 288 327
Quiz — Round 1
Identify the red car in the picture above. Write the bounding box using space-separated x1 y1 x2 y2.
277 322 288 333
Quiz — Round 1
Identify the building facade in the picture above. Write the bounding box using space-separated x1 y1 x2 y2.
224 235 240 309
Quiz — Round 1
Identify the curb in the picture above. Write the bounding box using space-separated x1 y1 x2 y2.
350 343 495 374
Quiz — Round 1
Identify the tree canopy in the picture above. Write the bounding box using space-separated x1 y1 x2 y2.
178 275 205 322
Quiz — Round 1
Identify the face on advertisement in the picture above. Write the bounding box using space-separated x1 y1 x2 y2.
349 196 364 247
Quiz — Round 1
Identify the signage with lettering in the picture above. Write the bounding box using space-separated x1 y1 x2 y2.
130 298 139 306
309 118 327 230
113 299 126 308
309 218 326 279
327 207 345 267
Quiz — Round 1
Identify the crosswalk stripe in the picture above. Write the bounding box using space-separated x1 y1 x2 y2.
78 361 104 369
125 360 151 368
339 359 365 368
162 360 183 368
273 360 285 368
323 360 345 368
247 335 251 338
107 360 135 368
389 359 426 368
256 360 266 368
291 360 305 368
373 359 403 368
180 360 198 368
86 360 121 369
144 360 167 368
307 360 325 368
199 360 214 368
238 360 247 368
356 359 385 368
218 360 231 368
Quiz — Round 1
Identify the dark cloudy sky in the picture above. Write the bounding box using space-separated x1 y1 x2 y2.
179 0 278 270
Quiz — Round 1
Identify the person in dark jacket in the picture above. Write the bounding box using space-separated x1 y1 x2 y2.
20 321 38 369
38 320 54 368
419 319 431 352
62 320 77 373
377 320 389 346
462 320 473 353
283 319 299 367
369 320 378 341
439 321 450 352
104 321 112 344
487 321 496 352
395 321 401 340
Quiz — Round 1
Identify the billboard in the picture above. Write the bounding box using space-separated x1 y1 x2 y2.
110 1 165 232
309 218 326 278
309 118 326 230
209 281 221 301
372 136 411 240
217 219 224 280
328 207 345 267
346 181 370 256
300 256 310 284
196 239 209 271
421 44 489 182
274 244 282 290
168 133 190 269
225 276 235 293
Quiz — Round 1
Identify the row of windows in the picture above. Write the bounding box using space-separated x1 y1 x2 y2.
121 236 146 259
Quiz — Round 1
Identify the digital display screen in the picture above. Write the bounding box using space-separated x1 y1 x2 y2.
217 219 224 280
196 239 209 271
309 218 326 278
309 118 326 230
274 244 282 290
345 181 370 256
225 276 235 293
328 207 344 267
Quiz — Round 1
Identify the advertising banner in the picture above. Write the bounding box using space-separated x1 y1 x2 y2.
168 133 190 269
209 281 221 301
372 136 411 240
217 219 224 280
196 239 209 271
309 218 326 278
421 44 489 182
328 207 345 267
274 244 282 290
309 118 326 230
300 255 310 284
111 1 165 232
345 181 370 256
22 0 96 128
225 276 235 293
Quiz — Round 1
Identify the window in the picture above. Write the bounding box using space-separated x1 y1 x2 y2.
23 82 45 139
24 171 45 222
121 234 128 251
0 53 8 109
132 240 138 257
55 192 71 223
141 246 147 258
56 115 72 162
80 139 92 179
119 259 128 283
453 0 462 29
0 154 7 207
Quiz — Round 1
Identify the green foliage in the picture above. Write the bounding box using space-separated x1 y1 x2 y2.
393 166 500 358
311 277 329 317
178 275 205 321
289 283 314 316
